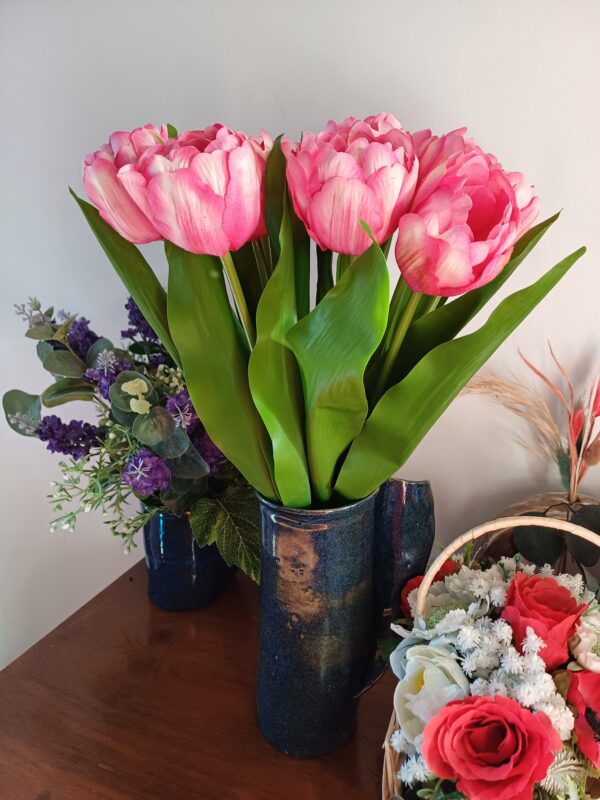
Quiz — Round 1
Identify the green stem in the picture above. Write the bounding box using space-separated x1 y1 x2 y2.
221 251 256 350
374 291 422 400
251 240 269 290
421 295 441 314
336 253 354 281
260 236 273 275
316 248 334 302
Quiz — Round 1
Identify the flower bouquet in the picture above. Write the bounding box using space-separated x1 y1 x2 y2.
3 296 260 583
384 516 600 800
49 112 586 753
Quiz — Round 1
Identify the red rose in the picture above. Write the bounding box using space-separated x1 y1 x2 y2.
501 573 588 670
400 560 459 619
567 671 600 767
422 694 561 800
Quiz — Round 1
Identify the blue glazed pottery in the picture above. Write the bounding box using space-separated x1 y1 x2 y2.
143 511 234 611
256 479 435 758
374 477 435 635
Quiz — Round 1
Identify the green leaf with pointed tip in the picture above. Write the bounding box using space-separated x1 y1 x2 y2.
132 406 176 446
387 213 560 386
165 243 276 499
42 350 86 378
25 323 56 341
336 245 586 500
264 137 310 318
3 390 41 435
41 378 96 407
70 189 181 367
189 480 261 582
248 200 311 507
285 239 390 501
166 123 178 138
52 315 77 342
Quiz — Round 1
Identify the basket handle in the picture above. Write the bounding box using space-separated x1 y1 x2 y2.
415 515 600 619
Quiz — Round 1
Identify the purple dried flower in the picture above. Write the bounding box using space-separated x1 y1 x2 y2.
37 415 103 460
192 428 224 473
122 449 171 497
121 297 159 342
165 390 198 433
67 317 100 360
84 349 131 399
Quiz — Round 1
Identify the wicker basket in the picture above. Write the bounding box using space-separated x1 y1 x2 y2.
381 515 600 800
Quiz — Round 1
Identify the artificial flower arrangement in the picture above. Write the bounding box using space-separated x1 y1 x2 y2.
69 115 585 512
3 296 260 578
385 516 600 800
467 347 600 503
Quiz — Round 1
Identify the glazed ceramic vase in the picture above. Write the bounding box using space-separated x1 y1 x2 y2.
256 477 435 758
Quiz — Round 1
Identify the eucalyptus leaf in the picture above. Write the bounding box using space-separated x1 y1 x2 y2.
166 446 211 480
285 238 390 501
70 189 181 367
189 482 261 583
85 337 114 367
109 370 157 412
3 389 41 436
42 350 86 378
36 341 54 363
152 426 190 459
25 323 56 341
248 199 311 507
42 378 96 407
160 476 207 515
336 245 586 499
132 406 176 447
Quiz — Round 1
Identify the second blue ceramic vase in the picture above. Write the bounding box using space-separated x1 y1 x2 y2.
143 511 235 611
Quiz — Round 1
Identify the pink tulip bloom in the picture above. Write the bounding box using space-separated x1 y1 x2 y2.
395 129 539 297
83 124 272 257
284 113 418 255
83 123 170 243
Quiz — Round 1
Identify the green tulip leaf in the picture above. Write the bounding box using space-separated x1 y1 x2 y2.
3 389 42 436
336 245 586 499
41 378 96 407
249 199 311 507
42 350 86 379
132 406 176 447
265 137 310 318
285 238 390 501
165 244 276 500
70 189 181 367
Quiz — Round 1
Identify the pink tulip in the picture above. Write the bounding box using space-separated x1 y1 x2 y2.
395 129 539 297
83 124 272 257
83 124 170 243
284 113 418 255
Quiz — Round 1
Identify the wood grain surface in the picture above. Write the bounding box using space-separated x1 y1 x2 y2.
0 562 394 799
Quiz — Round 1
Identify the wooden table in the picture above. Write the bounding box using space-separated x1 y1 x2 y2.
0 562 394 799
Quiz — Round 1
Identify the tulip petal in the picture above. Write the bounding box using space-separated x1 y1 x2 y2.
309 177 382 255
191 150 229 198
147 169 229 256
83 157 159 244
117 166 153 220
222 143 262 251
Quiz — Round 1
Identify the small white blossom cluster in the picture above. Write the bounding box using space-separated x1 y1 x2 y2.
467 625 574 739
397 753 431 787
154 363 185 392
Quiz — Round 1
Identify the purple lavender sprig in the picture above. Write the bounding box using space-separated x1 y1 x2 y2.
84 349 131 399
37 415 104 460
165 389 199 433
122 449 171 497
66 317 100 360
121 297 159 342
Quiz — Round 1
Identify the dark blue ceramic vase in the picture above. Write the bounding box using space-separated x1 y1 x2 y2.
374 478 436 636
143 511 234 611
256 479 435 758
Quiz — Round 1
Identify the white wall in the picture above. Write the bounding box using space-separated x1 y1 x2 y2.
1 0 599 668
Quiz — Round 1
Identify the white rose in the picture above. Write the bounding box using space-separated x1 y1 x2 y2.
393 643 469 752
570 614 600 673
